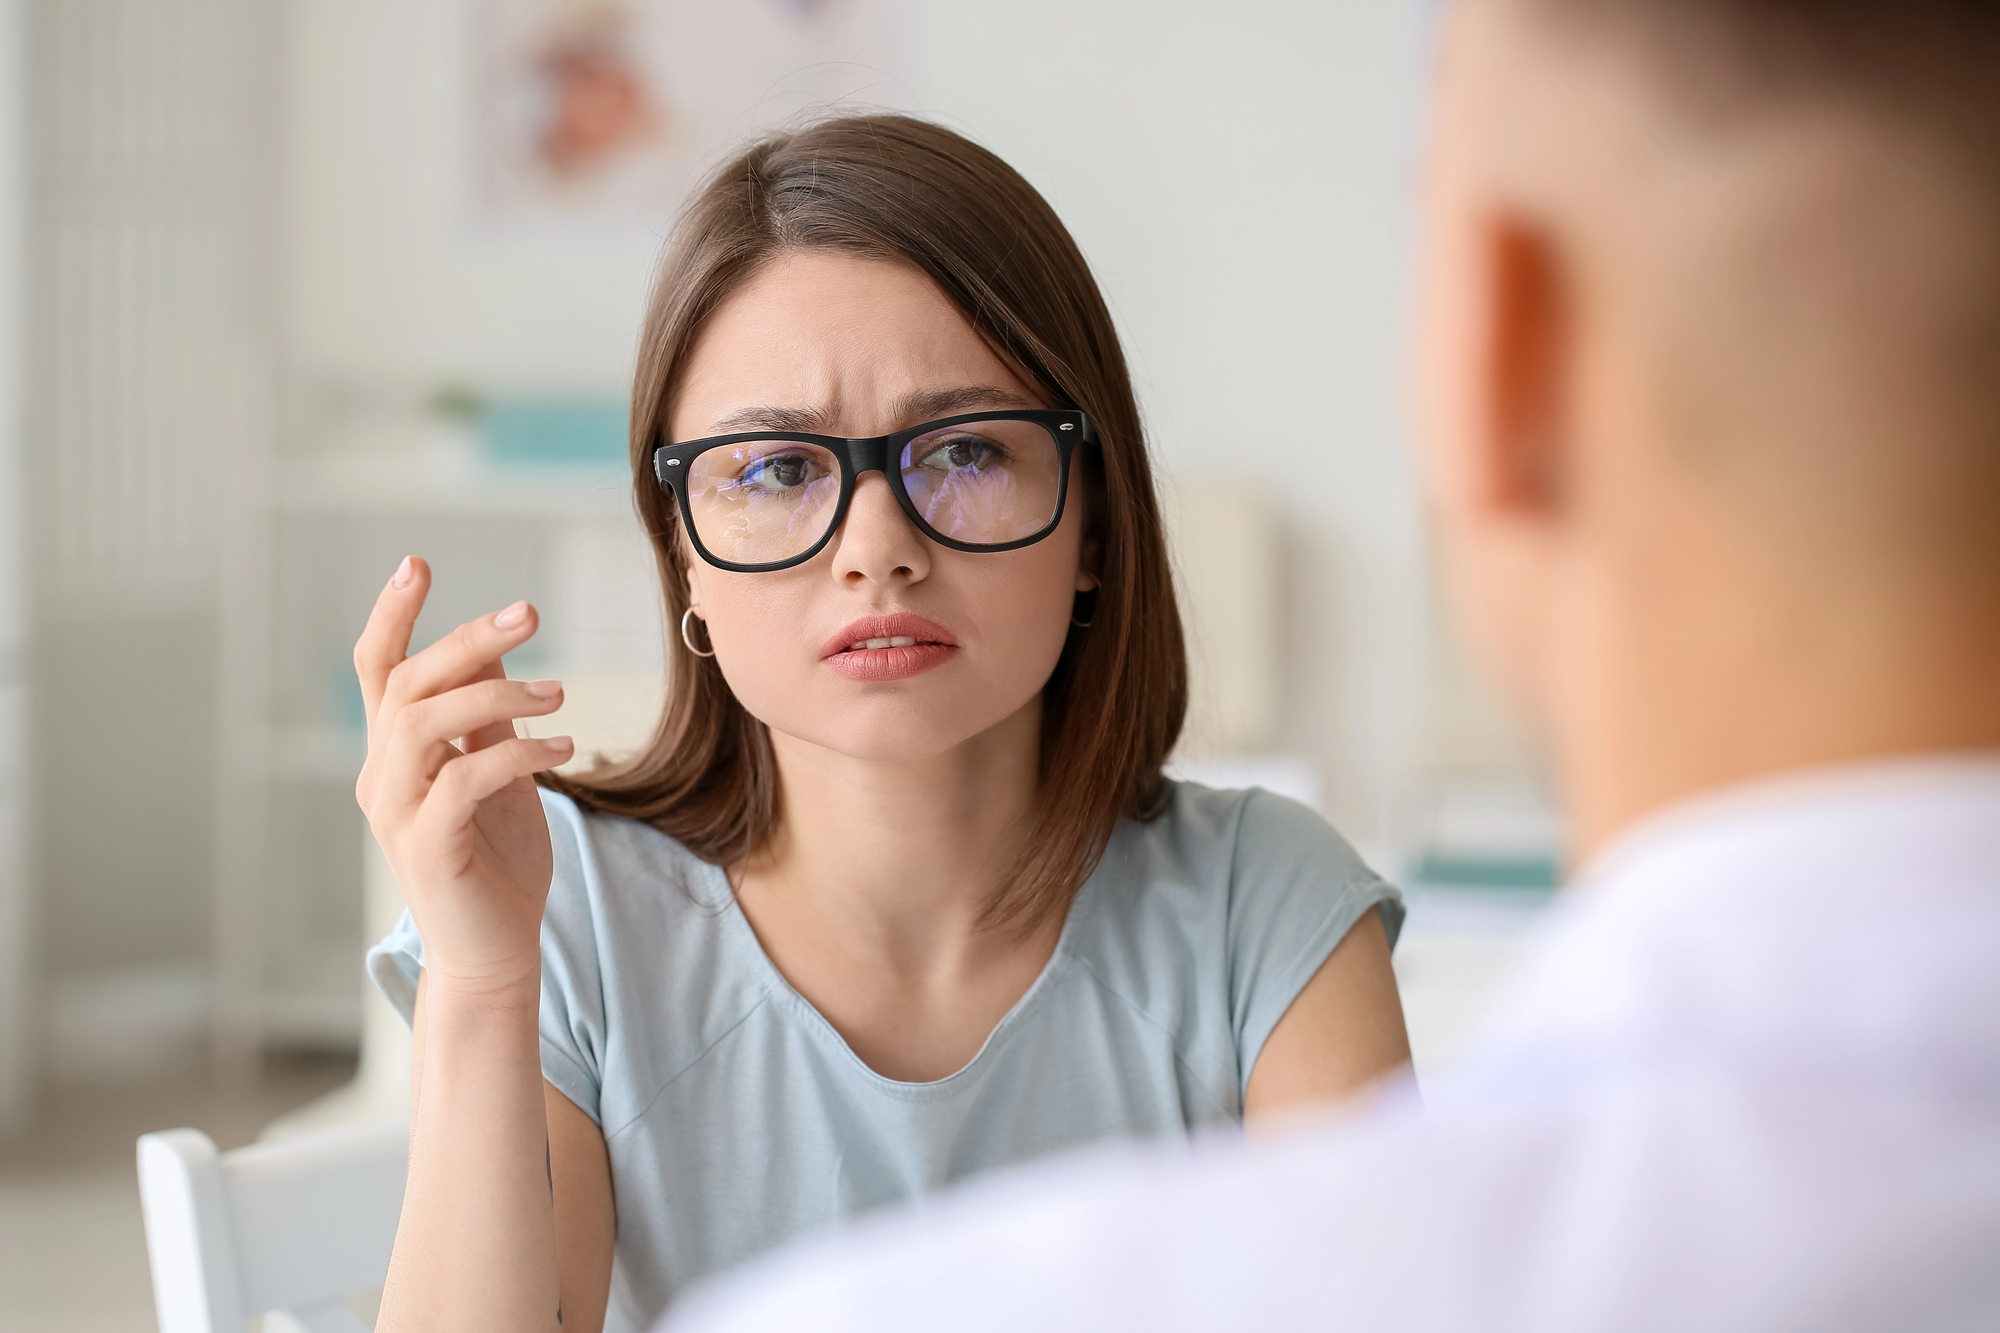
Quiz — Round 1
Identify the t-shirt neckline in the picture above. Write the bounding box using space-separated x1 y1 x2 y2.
694 857 1096 1095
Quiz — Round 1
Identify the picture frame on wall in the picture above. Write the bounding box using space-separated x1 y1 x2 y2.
473 0 904 228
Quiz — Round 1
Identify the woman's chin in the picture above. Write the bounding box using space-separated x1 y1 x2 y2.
766 726 982 766
759 701 1030 768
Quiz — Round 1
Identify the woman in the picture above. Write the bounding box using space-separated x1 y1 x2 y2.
356 114 1410 1333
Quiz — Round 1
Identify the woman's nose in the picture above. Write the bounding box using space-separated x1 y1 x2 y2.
830 472 931 586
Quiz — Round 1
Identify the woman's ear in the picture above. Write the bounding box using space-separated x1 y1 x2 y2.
1076 531 1102 593
681 531 705 615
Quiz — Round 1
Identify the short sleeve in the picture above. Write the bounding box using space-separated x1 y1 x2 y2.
365 908 425 1024
1227 789 1405 1098
535 790 610 1125
361 788 611 1125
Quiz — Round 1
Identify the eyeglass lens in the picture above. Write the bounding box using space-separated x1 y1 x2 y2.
685 418 1063 566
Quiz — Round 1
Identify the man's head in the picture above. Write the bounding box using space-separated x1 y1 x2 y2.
1418 0 2000 856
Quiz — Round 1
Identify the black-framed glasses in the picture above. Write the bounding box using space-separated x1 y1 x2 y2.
651 410 1092 573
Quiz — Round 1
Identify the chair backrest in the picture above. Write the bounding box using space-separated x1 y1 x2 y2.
137 1116 408 1333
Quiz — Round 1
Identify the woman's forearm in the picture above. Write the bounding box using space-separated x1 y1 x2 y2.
379 975 562 1333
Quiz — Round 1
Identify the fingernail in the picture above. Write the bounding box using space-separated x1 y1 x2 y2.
390 555 414 589
525 679 562 698
543 736 573 752
494 601 529 629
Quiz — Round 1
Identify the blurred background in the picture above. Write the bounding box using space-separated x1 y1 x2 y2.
0 0 1557 1327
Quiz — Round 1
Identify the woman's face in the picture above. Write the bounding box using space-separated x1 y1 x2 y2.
670 250 1095 764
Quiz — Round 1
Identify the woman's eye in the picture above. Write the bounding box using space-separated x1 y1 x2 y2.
742 453 818 491
918 437 1003 472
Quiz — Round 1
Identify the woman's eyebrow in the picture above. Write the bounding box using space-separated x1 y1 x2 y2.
895 385 1038 420
709 404 828 432
706 386 1035 436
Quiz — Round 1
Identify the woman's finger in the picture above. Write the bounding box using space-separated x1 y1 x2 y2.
417 734 575 832
380 601 542 731
400 678 564 753
355 556 431 723
376 679 565 810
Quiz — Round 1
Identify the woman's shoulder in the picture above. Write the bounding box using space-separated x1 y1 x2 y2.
1069 780 1403 1092
1082 779 1401 947
532 787 752 1013
369 790 735 1009
535 788 771 1104
537 785 729 914
1114 779 1380 883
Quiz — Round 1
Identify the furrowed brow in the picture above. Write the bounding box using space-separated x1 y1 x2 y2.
893 385 1040 422
706 386 1039 437
708 404 829 433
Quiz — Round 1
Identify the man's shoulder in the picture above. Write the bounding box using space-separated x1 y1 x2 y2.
664 1063 2000 1332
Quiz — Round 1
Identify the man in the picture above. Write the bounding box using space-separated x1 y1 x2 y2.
662 1 2000 1327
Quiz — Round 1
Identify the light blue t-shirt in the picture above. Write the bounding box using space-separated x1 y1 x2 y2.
368 781 1401 1330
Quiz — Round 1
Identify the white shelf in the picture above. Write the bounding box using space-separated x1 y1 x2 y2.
215 424 653 1073
276 452 638 517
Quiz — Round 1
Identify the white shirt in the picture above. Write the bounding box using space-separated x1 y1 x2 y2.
661 759 2000 1333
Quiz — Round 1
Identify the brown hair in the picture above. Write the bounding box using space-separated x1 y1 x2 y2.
545 113 1187 932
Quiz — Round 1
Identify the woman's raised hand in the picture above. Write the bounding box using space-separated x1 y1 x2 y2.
354 556 574 998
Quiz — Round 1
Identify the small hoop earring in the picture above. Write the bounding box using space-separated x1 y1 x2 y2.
680 607 716 658
1070 614 1094 629
1070 588 1096 630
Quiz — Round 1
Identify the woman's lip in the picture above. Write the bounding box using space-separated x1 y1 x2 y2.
822 642 959 682
820 614 959 660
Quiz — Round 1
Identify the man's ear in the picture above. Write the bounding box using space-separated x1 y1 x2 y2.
1478 213 1575 521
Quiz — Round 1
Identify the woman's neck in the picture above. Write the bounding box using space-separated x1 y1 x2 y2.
740 695 1045 975
729 696 1062 1080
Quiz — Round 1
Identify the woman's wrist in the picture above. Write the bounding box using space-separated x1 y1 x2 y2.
421 962 542 1017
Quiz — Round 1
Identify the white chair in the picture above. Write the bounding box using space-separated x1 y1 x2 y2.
137 1116 408 1333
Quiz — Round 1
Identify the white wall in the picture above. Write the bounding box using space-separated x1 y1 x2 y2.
283 0 1442 846
0 0 25 1135
902 2 1436 842
22 0 278 1091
